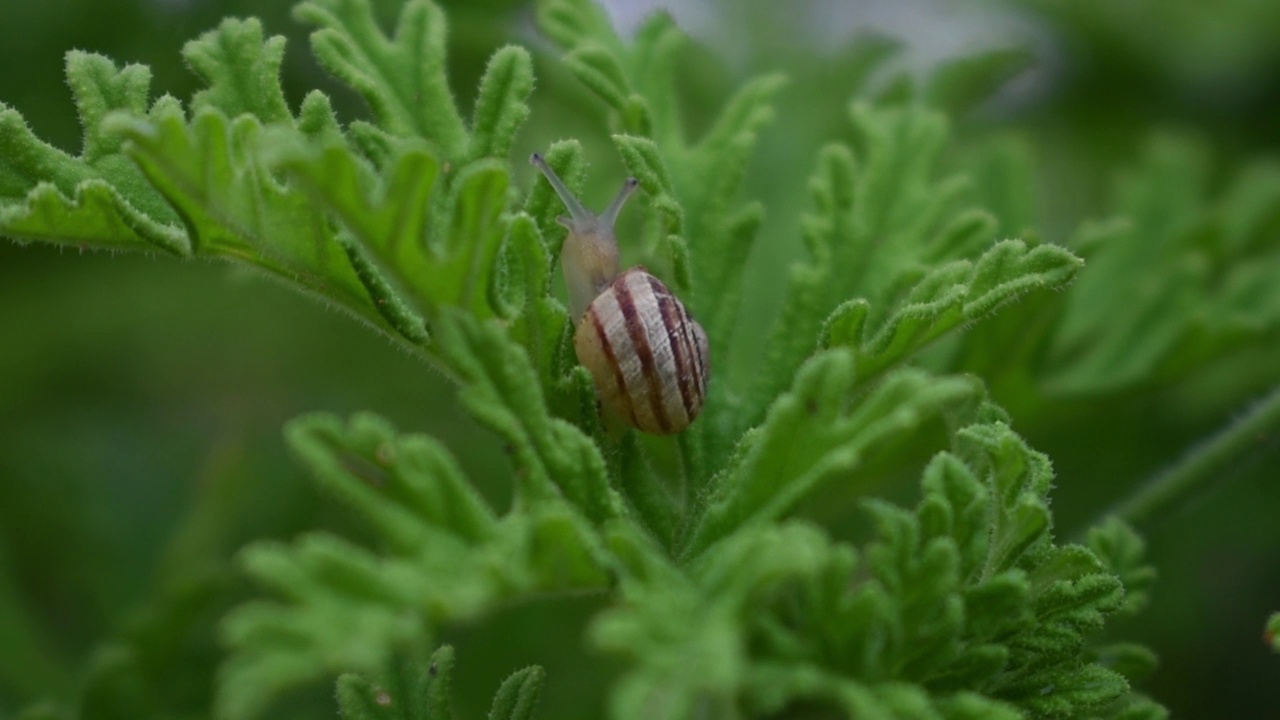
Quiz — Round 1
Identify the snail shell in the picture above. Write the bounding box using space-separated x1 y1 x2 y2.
576 268 710 434
530 152 710 434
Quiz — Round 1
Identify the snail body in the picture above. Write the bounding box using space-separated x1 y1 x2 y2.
531 152 709 434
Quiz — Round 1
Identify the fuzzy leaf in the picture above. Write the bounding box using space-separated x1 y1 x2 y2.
1088 518 1156 616
286 412 499 550
685 352 980 557
0 53 186 253
184 17 292 122
296 0 467 154
275 135 512 319
1091 642 1159 683
432 310 621 523
824 239 1082 381
220 411 608 718
336 673 394 720
468 45 535 161
487 666 545 720
269 134 438 307
563 43 632 113
114 107 415 338
744 106 1079 433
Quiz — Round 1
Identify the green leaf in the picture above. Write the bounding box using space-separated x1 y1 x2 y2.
420 646 456 719
1046 135 1280 394
217 535 429 720
1267 613 1280 653
335 645 457 720
685 352 980 557
497 212 573 398
273 134 515 320
823 239 1082 382
744 106 1073 434
562 43 633 114
1091 642 1159 683
1003 663 1130 717
296 0 467 155
1088 519 1156 616
534 0 621 56
336 672 394 720
534 0 781 317
468 46 535 161
487 666 545 720
115 107 411 338
432 310 621 523
184 17 292 122
220 410 607 719
0 53 186 253
0 179 187 254
286 412 499 549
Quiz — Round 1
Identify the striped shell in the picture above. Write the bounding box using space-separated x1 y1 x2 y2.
575 268 710 435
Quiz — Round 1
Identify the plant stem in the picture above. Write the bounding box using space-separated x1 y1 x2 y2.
1093 384 1280 533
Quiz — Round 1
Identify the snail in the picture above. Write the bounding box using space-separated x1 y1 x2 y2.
530 152 709 435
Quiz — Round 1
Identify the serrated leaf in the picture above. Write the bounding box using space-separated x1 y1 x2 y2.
217 537 428 720
963 573 1033 639
468 46 534 162
919 453 990 576
275 134 513 321
685 352 980 557
1088 518 1156 616
562 43 632 113
0 179 187 254
487 666 545 720
745 107 1076 435
432 310 621 522
823 240 1081 382
534 0 621 55
498 212 572 397
285 412 499 550
270 134 437 305
116 108 421 340
184 17 291 122
0 53 186 253
612 134 679 224
337 673 395 720
1004 663 1129 717
521 140 584 261
296 0 467 154
1091 642 1158 683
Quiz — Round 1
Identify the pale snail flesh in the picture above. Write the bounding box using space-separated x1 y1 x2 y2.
530 152 710 435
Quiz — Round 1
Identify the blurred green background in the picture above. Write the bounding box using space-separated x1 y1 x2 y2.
2 0 1278 717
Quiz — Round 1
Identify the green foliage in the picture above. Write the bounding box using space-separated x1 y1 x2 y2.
740 107 1081 444
1044 137 1280 394
217 410 608 718
7 0 1279 718
333 646 545 720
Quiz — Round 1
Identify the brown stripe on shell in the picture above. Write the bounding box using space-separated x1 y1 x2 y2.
678 303 707 412
588 302 639 428
690 317 709 400
626 271 692 429
614 271 672 433
647 274 698 420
